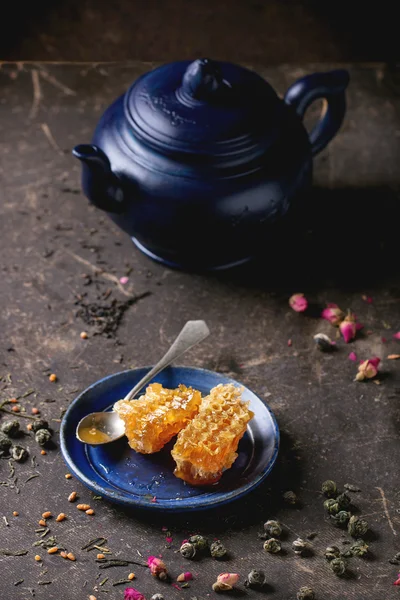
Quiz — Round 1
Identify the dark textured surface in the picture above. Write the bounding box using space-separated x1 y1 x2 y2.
1 1 398 63
0 62 400 600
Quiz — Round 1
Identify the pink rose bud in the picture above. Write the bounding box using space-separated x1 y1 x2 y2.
212 573 240 592
339 314 357 343
124 588 146 600
394 332 400 340
119 276 129 285
394 573 400 586
348 352 357 362
289 293 308 313
321 303 345 326
355 357 380 381
177 572 193 582
147 556 168 580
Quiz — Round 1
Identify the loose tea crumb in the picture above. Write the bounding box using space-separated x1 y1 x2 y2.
68 491 77 502
348 515 369 537
264 520 282 537
65 473 72 479
344 483 361 492
330 557 347 576
188 535 208 552
10 446 28 462
331 510 351 528
349 539 369 557
244 569 267 589
75 294 150 338
263 538 281 553
1 420 20 437
325 546 341 561
35 429 52 446
49 374 57 383
297 586 315 600
322 480 337 497
180 542 196 559
210 540 227 559
292 538 311 556
283 490 297 505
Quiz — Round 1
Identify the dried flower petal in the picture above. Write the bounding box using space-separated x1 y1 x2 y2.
147 556 168 580
124 588 146 600
321 303 344 326
393 332 400 340
165 536 173 544
362 295 373 304
177 572 193 582
348 352 357 362
394 574 400 586
120 276 129 285
289 293 308 313
339 314 357 343
388 354 400 360
355 357 380 381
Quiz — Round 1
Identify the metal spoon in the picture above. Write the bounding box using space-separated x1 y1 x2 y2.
76 320 210 445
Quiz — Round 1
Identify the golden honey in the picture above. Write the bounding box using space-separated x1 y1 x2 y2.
171 383 254 485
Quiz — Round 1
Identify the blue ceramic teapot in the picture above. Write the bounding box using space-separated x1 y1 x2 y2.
73 59 349 270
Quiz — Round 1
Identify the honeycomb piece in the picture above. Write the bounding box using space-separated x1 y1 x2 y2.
171 383 254 485
114 383 202 454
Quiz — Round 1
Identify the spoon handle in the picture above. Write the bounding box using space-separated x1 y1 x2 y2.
123 320 210 402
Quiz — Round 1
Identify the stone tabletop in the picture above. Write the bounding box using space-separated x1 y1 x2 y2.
0 62 400 600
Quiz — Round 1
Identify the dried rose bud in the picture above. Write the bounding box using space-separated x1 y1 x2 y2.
147 556 168 580
212 573 239 593
289 293 308 313
321 303 344 326
355 357 380 381
339 313 357 343
394 574 400 586
393 332 400 340
177 572 193 582
124 588 146 600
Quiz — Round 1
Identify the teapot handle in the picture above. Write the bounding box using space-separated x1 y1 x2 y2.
284 70 349 156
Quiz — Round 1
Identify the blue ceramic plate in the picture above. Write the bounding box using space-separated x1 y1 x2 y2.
60 367 279 511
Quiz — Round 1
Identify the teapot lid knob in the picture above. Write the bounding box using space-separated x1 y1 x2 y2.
181 58 224 101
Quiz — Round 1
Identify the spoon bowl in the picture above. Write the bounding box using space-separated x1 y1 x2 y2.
76 411 125 445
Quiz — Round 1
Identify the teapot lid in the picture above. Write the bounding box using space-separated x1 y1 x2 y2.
124 59 282 161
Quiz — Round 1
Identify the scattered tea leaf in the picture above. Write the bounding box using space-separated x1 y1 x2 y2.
112 579 131 586
0 549 28 556
25 473 40 483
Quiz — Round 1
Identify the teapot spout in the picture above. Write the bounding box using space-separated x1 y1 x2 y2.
72 144 126 213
